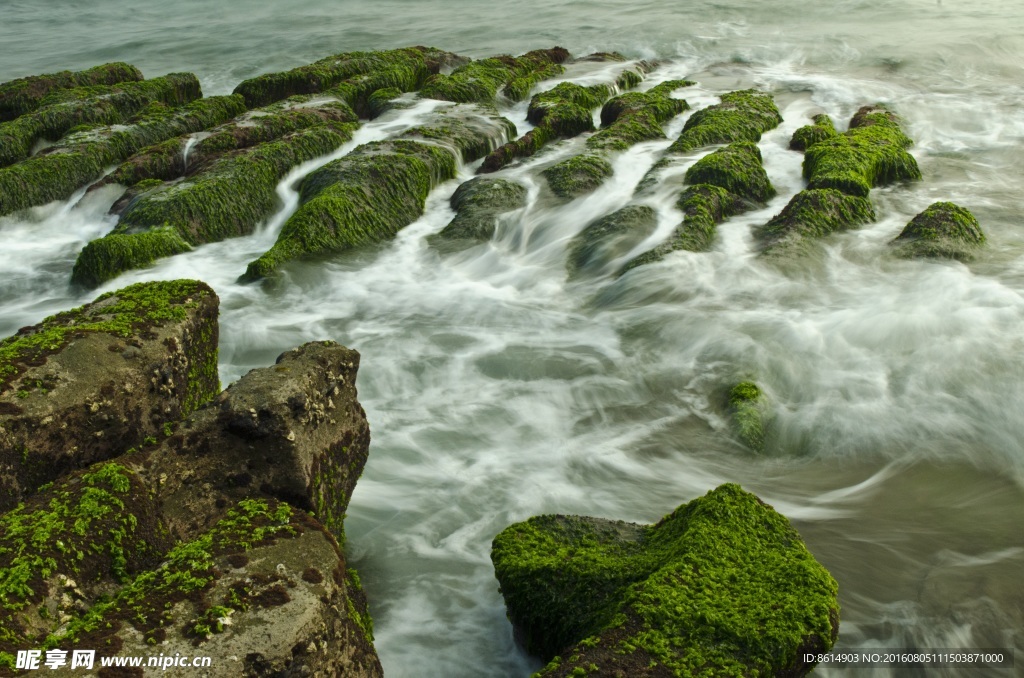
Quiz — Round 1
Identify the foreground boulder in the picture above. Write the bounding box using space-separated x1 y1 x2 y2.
0 280 220 512
492 483 839 677
890 201 985 261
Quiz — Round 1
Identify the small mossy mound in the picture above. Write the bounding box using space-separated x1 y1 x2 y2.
479 83 612 173
802 105 920 198
542 154 614 199
244 139 457 279
890 201 985 261
0 72 201 168
621 185 747 270
73 122 356 287
0 463 172 661
757 188 876 255
0 62 143 122
233 46 462 109
587 79 691 152
431 177 528 243
367 86 403 118
789 113 838 152
420 48 570 104
400 104 517 163
567 205 659 278
684 140 775 203
729 381 770 452
492 483 839 677
0 94 245 218
668 89 783 154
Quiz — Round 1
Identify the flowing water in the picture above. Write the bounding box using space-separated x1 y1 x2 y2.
2 2 1024 676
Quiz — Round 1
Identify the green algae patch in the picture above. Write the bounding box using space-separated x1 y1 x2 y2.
233 46 462 109
669 89 783 154
728 381 770 452
420 48 570 104
491 483 839 677
0 280 215 394
480 83 612 173
684 140 775 203
543 154 614 199
586 79 691 152
758 188 876 255
74 122 356 287
0 463 171 658
0 94 245 218
890 201 985 261
400 104 517 163
803 105 920 197
790 113 838 152
0 72 201 168
0 62 144 123
567 205 658 278
431 177 528 243
244 139 457 279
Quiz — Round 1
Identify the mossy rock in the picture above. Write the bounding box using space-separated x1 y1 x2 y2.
431 177 528 244
621 184 748 271
0 72 201 168
789 113 837 152
480 83 612 173
491 483 839 677
233 46 463 109
400 104 517 163
669 89 783 154
587 80 691 152
543 153 614 199
420 48 569 104
0 62 144 123
0 94 245 218
684 140 775 203
728 381 770 452
0 463 172 662
74 121 356 287
757 188 876 255
803 105 920 197
244 139 457 279
0 280 220 511
567 205 658 278
890 201 985 261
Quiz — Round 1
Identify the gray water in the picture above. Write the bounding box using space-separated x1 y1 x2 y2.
2 1 1024 676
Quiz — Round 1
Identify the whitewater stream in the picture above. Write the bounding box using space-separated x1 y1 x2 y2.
3 1 1024 676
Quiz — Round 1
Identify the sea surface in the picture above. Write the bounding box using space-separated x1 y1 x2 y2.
2 1 1023 676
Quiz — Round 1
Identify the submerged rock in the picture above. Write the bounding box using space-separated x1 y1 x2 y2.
757 188 876 255
542 154 614 199
0 62 143 122
431 177 529 244
399 103 517 163
0 280 219 512
567 205 658 277
728 380 770 452
491 483 839 677
420 48 570 104
669 89 783 153
890 201 985 261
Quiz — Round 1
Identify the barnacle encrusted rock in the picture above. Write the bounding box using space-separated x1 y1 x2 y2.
0 280 220 512
491 484 839 677
890 201 985 261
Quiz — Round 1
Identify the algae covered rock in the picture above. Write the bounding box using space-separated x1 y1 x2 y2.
420 47 569 104
890 201 985 261
758 188 876 255
0 62 144 122
431 177 528 243
587 79 691 152
728 380 770 452
542 154 614 199
789 113 838 152
400 103 517 163
491 484 839 677
669 89 783 153
567 205 658 277
683 140 775 203
0 280 220 511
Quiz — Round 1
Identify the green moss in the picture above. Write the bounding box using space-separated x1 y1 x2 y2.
400 106 517 163
586 80 691 152
0 94 245 217
71 228 192 289
0 463 169 658
421 48 569 104
0 73 201 168
492 484 839 677
890 201 985 261
0 62 144 122
0 279 215 394
668 89 783 154
244 139 457 279
431 177 528 242
233 46 461 109
684 140 775 203
803 105 920 197
758 188 876 255
345 568 374 644
542 154 614 199
567 205 658 278
367 86 402 118
729 381 769 451
789 113 837 152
